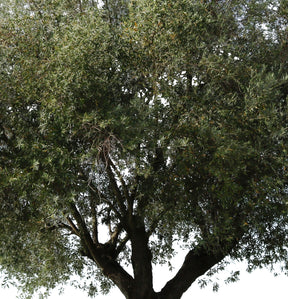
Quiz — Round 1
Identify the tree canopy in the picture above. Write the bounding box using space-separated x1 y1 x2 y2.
0 0 288 298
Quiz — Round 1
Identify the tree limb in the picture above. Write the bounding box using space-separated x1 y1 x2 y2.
105 161 127 215
158 245 226 299
66 216 80 236
115 234 130 258
109 157 135 217
68 202 134 298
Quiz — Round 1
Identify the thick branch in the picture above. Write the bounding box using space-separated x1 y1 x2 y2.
158 209 245 299
68 203 134 298
158 245 225 299
69 203 98 258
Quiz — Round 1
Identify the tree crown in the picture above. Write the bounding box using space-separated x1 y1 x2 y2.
0 0 288 298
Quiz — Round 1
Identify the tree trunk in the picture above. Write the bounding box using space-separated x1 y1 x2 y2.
128 216 155 298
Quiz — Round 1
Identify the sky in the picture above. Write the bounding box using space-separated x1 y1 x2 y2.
1 255 287 299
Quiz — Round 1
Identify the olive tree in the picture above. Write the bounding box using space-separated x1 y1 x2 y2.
0 0 288 298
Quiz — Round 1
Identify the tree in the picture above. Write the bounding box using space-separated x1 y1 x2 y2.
0 0 288 298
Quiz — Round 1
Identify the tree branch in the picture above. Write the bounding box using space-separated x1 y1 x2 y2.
158 245 225 299
109 158 129 198
68 203 97 256
89 193 99 244
88 181 122 220
115 234 130 258
66 216 80 236
68 202 134 298
106 161 127 215
109 157 134 216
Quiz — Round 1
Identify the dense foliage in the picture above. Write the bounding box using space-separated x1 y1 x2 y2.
0 0 288 298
